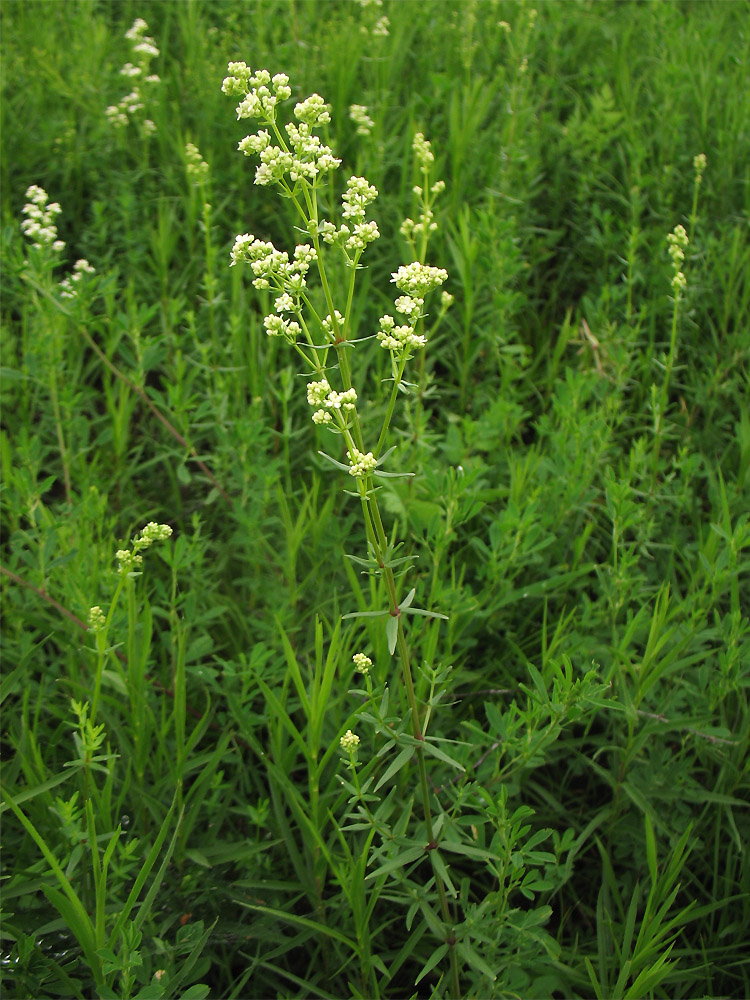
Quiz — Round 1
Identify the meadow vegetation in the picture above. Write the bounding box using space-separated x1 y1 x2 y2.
1 1 748 997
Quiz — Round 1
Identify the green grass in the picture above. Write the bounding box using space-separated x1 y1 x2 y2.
1 1 749 997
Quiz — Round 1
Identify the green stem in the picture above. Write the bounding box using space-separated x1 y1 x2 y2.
651 293 681 480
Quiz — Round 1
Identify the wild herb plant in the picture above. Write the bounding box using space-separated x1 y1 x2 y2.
1 3 749 998
219 65 612 998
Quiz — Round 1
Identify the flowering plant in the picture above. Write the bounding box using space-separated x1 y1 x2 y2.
223 65 461 993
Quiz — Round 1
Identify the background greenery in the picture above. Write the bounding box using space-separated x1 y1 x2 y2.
1 0 748 997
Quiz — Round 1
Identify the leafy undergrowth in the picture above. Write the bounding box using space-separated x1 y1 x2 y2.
1 2 748 998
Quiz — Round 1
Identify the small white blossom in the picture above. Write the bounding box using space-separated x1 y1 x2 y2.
294 93 331 126
274 292 295 313
412 132 434 167
106 18 160 134
349 104 374 136
322 310 345 336
394 295 424 323
353 652 372 674
307 379 332 407
21 186 64 251
347 448 377 477
186 142 210 183
340 729 361 753
327 388 357 411
391 262 448 297
264 314 301 340
376 314 426 353
88 606 106 633
60 259 96 299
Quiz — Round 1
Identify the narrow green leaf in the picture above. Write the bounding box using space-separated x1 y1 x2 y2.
403 607 449 619
366 844 425 879
375 746 415 792
421 740 465 771
386 615 398 654
399 588 416 610
317 450 350 471
644 814 658 887
415 943 448 985
456 939 497 982
239 901 358 951
430 849 457 898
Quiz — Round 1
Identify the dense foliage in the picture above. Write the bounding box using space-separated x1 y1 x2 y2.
1 1 748 997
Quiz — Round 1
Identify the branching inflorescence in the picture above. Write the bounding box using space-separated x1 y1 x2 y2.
223 65 448 486
223 65 461 994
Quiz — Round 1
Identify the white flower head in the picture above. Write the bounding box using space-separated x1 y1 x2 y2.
391 262 448 297
350 104 374 136
307 379 331 407
347 448 377 478
353 652 372 674
412 132 434 167
88 606 106 633
340 729 361 753
21 186 64 251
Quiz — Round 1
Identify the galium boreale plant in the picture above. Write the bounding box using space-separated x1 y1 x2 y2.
651 154 706 482
185 142 220 366
650 221 689 481
19 186 97 505
222 65 465 994
105 17 161 138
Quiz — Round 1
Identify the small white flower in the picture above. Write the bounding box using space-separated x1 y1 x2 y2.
391 262 448 297
307 379 331 407
353 652 372 674
340 729 361 753
347 448 377 477
412 132 434 167
349 104 374 136
274 292 295 313
88 606 106 633
294 93 331 126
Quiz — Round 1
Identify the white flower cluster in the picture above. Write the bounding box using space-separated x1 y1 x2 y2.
400 133 446 243
231 236 316 288
318 175 380 253
667 224 688 295
353 652 372 674
231 235 317 340
376 314 426 353
60 258 96 299
322 309 345 336
21 186 64 251
116 521 173 575
347 447 377 477
186 142 209 184
106 17 160 133
306 378 357 426
340 729 360 753
223 66 291 109
375 263 448 355
694 152 707 183
357 0 389 35
226 66 341 187
349 104 374 136
88 606 106 633
412 132 434 167
392 262 449 298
